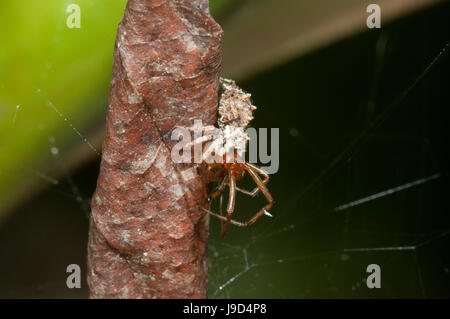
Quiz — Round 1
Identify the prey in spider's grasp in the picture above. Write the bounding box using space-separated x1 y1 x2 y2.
189 78 274 237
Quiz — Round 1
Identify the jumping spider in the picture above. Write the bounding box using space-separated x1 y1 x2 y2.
190 78 274 237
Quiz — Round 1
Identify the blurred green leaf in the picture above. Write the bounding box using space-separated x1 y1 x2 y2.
0 0 240 219
0 0 128 218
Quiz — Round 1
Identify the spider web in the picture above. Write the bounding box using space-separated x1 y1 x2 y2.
0 2 449 299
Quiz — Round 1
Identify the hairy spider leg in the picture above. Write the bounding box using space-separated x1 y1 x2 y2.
235 163 269 196
177 125 219 161
200 163 274 236
201 207 247 227
209 175 228 199
242 164 273 227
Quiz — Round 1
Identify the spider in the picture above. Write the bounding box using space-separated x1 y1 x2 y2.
179 123 274 237
180 77 274 237
199 157 273 237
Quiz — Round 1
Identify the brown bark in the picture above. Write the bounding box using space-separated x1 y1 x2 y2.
87 0 222 298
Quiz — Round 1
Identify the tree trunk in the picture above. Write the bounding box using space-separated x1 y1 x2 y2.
87 0 222 298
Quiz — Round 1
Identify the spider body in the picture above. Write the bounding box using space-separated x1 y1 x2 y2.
201 162 245 183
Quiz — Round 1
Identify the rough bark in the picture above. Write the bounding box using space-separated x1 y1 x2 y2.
87 0 222 298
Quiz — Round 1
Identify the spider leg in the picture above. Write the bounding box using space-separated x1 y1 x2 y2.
182 134 215 149
176 125 218 155
201 174 246 231
200 206 246 227
209 175 228 200
221 171 237 237
242 165 273 227
235 163 270 197
177 124 216 133
200 163 272 235
202 137 224 163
